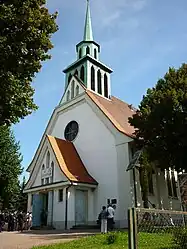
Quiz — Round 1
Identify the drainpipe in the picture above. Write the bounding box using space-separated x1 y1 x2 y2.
133 168 138 208
65 183 72 230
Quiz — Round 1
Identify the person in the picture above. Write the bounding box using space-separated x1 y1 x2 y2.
8 212 14 232
99 206 108 234
0 211 4 233
107 204 115 231
26 212 32 230
17 211 24 232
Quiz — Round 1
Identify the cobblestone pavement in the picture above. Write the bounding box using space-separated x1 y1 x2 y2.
0 230 90 249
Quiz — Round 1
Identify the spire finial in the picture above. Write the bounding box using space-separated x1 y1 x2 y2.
83 0 93 41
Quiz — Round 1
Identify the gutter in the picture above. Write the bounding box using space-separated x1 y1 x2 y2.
65 183 72 230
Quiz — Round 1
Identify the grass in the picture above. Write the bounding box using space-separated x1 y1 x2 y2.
32 232 177 249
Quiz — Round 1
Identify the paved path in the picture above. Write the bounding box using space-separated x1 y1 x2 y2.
0 230 97 249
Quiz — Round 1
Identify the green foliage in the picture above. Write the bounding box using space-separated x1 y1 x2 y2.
0 125 22 209
0 0 58 125
129 64 187 171
105 232 118 244
31 232 175 249
172 227 187 248
18 176 28 212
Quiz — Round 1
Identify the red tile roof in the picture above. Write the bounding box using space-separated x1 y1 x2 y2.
86 90 136 138
47 135 97 185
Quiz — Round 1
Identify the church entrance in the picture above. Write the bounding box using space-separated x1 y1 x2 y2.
75 189 88 225
41 192 48 226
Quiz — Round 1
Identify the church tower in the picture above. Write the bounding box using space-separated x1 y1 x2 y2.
63 0 113 100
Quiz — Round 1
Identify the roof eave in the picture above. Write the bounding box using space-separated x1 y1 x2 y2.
76 41 100 52
63 55 113 74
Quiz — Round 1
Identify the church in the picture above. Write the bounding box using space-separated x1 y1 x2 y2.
24 1 181 229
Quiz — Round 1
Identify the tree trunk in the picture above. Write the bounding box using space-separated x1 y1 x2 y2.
139 167 149 208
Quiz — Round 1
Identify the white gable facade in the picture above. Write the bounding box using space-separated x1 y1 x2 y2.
24 1 182 230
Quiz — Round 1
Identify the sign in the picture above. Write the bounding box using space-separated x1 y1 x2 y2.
41 167 52 178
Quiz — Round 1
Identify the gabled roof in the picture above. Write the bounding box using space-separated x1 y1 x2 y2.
86 90 136 138
63 55 113 73
47 135 97 185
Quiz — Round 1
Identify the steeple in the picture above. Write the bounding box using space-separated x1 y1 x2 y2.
83 0 93 41
63 1 113 101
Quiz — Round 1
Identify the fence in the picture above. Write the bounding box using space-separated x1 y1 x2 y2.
128 207 187 249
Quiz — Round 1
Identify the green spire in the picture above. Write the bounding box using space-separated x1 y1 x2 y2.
83 0 93 41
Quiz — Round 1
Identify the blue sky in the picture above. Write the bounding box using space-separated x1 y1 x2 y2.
13 0 187 178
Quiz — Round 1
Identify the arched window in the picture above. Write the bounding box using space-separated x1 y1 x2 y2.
71 80 75 99
76 85 79 96
46 151 50 168
42 164 45 170
94 49 97 59
97 70 102 95
68 74 72 84
86 46 90 55
80 65 85 82
50 161 54 183
74 69 78 76
79 48 82 59
91 66 95 91
66 90 70 101
104 74 108 98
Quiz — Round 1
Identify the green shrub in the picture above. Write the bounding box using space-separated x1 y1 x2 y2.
105 232 118 244
172 227 187 248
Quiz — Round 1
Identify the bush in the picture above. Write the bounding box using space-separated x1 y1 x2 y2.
172 227 187 248
105 232 118 244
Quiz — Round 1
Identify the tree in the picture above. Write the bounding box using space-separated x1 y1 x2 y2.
0 125 22 210
0 0 58 126
129 64 187 172
18 176 28 212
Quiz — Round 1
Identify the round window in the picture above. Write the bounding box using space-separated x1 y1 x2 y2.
64 121 79 141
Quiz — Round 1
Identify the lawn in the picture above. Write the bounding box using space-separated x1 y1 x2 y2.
32 232 177 249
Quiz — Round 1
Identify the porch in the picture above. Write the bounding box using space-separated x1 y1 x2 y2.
27 183 97 230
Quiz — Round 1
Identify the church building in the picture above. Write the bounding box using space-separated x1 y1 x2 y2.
24 1 181 229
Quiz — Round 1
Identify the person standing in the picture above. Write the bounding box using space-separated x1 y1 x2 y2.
0 211 4 232
17 211 24 232
99 206 108 234
107 204 115 231
8 213 14 232
26 212 32 230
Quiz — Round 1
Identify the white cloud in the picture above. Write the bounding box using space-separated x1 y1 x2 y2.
91 0 147 28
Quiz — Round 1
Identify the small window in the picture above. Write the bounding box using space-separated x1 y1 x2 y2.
74 69 78 76
97 70 102 95
46 151 50 168
79 48 82 59
80 65 85 82
86 46 90 55
66 90 70 102
172 171 178 198
94 48 97 59
68 74 72 84
41 179 44 185
76 85 79 96
51 161 54 183
148 171 154 194
42 164 45 170
45 178 49 185
91 66 95 91
58 189 63 202
167 170 173 197
71 80 75 99
104 74 108 98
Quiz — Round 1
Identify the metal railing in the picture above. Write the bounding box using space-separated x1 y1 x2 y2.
128 207 187 249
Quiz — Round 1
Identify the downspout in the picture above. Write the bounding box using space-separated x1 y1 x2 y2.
65 183 72 230
133 168 138 208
